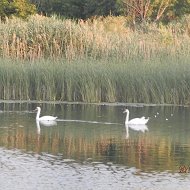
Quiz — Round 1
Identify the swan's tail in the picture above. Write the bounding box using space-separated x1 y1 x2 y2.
140 116 149 124
145 117 150 124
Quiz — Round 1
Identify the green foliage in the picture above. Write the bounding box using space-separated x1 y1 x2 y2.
0 0 15 19
84 0 121 18
172 0 190 18
0 0 36 19
30 0 121 19
12 0 36 19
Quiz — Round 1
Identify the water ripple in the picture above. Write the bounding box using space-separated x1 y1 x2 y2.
0 148 189 190
56 119 122 125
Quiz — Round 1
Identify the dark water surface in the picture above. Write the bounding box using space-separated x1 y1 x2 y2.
0 102 190 189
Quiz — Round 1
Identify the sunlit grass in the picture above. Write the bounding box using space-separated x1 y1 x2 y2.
0 15 190 62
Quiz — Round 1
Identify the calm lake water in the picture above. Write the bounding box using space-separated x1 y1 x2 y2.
0 102 190 190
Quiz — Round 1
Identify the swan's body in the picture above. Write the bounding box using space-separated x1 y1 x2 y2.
128 124 148 132
39 120 57 127
35 107 57 121
123 109 149 125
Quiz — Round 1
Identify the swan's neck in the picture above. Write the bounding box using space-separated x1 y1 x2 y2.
36 109 41 120
125 110 129 124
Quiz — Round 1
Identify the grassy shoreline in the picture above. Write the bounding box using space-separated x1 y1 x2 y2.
1 15 190 104
0 99 179 107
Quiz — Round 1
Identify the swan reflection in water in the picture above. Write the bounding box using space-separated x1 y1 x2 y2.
125 124 148 139
36 120 57 134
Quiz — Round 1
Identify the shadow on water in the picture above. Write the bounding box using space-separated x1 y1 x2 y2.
0 102 190 189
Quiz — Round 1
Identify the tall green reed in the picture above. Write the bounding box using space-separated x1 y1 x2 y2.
0 57 190 104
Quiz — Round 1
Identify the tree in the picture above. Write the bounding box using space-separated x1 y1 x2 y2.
121 0 175 23
84 0 120 18
0 0 36 20
172 0 190 18
29 0 190 23
29 0 120 19
0 0 15 19
29 0 59 16
12 0 36 19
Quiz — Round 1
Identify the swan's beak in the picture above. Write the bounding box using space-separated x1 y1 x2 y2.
123 110 127 113
33 108 38 112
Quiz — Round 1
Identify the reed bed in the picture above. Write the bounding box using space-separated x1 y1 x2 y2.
1 15 190 103
0 15 190 62
0 57 190 104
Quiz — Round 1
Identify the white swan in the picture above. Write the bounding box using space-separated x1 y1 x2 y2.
123 109 149 125
35 107 57 121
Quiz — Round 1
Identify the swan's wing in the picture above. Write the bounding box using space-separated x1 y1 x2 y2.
128 118 145 125
144 117 150 124
39 116 57 121
127 114 150 124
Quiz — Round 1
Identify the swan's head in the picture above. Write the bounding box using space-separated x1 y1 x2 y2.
123 109 129 113
35 107 41 111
